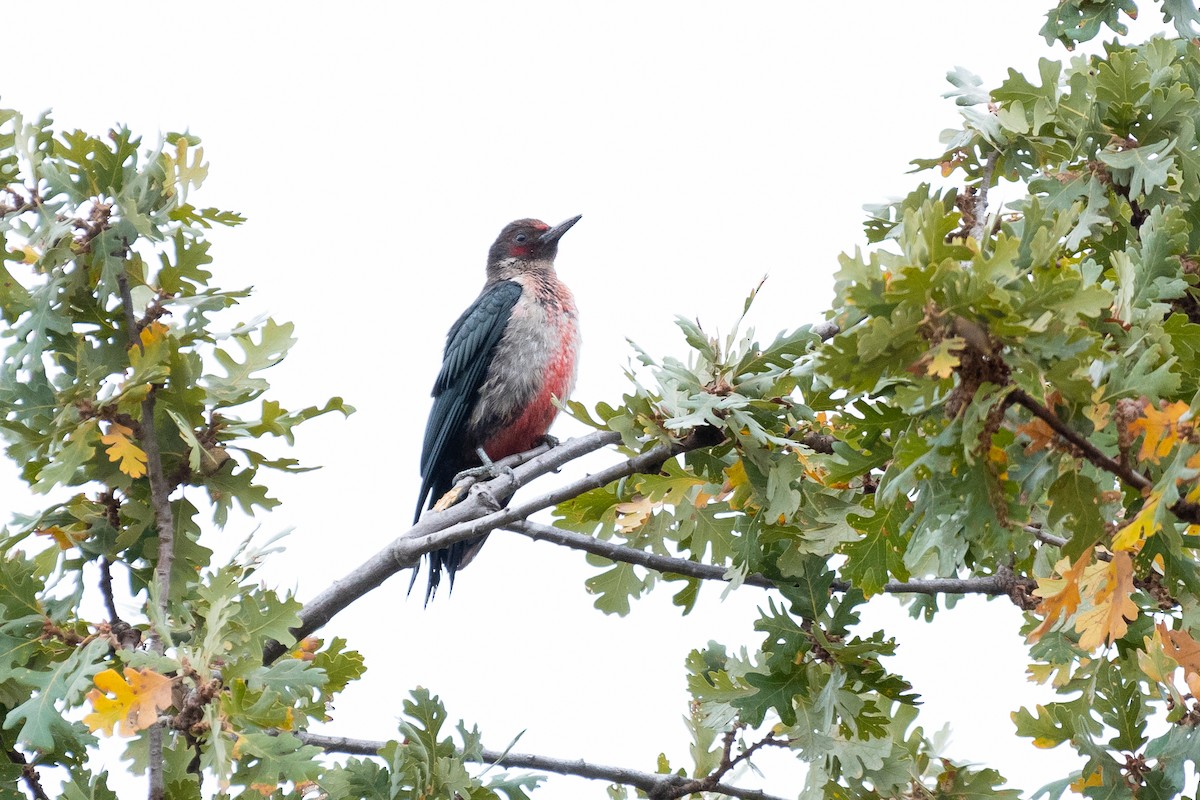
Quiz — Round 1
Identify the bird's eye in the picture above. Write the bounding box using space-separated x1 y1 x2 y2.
514 233 528 244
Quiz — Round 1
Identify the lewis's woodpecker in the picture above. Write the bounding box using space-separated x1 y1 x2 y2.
414 215 582 600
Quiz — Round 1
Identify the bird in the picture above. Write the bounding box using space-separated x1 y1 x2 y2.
413 215 582 601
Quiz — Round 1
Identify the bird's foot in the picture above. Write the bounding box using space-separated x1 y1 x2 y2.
453 448 515 486
538 433 560 449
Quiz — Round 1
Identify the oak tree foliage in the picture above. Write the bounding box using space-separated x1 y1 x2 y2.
4 0 1200 797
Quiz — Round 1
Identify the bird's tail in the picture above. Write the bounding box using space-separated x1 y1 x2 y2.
408 535 490 604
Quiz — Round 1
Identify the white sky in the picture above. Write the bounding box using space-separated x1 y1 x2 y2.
1 2 1177 797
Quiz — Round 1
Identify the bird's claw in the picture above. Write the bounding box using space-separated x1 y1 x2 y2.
452 462 515 485
538 434 560 449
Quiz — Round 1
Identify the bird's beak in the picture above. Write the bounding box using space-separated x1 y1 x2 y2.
539 214 582 244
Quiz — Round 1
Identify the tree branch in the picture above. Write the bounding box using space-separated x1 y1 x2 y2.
4 743 49 800
295 731 790 800
117 273 176 800
969 148 1000 242
264 428 728 663
1010 388 1200 525
510 518 1036 601
99 556 120 623
506 519 776 588
656 729 789 800
266 421 1046 666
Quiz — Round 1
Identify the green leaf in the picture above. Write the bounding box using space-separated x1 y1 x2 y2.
1047 471 1105 559
203 319 297 406
584 559 649 616
4 639 107 751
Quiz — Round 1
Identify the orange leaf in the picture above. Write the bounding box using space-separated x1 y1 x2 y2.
1075 551 1138 650
83 668 173 736
1130 400 1190 464
1016 418 1056 455
36 525 85 551
1028 548 1093 643
1160 623 1200 674
100 423 148 479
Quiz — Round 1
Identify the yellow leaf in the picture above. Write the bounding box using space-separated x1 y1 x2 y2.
1085 387 1112 432
1028 549 1093 643
723 459 748 488
615 495 657 533
1130 400 1190 464
1139 625 1178 685
722 459 755 510
20 245 38 264
100 423 148 479
1070 770 1104 792
1075 552 1138 650
925 337 966 379
1111 494 1161 552
36 525 85 550
83 668 173 736
139 320 169 348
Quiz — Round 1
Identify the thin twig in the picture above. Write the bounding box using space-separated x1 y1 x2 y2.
295 732 789 800
1023 524 1113 562
4 743 49 800
1010 389 1200 524
99 556 120 623
969 149 1001 242
506 519 776 588
656 730 788 800
117 272 176 800
512 519 1035 599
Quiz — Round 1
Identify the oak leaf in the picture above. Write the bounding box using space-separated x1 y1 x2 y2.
1028 548 1093 643
1140 624 1180 685
100 423 148 479
35 525 85 550
1130 400 1190 464
1111 493 1161 552
1159 623 1200 698
615 495 657 533
1016 418 1056 455
83 667 173 736
1075 551 1138 650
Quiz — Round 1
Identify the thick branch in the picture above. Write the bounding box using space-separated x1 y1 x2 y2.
117 273 176 800
295 732 789 800
264 429 630 662
1010 389 1200 525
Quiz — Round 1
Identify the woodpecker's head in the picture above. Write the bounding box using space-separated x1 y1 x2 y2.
487 215 581 274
